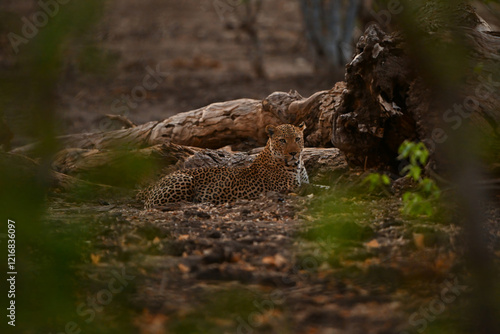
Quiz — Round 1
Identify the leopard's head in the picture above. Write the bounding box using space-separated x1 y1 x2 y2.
265 122 306 167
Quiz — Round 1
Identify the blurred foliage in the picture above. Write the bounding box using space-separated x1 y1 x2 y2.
0 1 133 333
79 151 160 189
398 141 441 217
362 172 391 193
76 44 120 77
303 184 428 294
302 187 379 278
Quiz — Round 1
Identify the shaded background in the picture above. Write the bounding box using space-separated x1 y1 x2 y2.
1 0 499 147
1 0 337 147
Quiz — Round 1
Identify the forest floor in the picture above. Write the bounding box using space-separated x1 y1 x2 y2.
43 174 500 334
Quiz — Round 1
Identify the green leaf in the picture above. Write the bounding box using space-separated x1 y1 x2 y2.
397 140 413 159
408 165 421 181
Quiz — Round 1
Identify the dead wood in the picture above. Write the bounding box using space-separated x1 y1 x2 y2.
13 87 345 161
331 21 500 170
0 152 119 194
12 98 286 156
99 114 137 130
48 139 347 187
261 83 345 148
50 142 202 176
182 147 346 172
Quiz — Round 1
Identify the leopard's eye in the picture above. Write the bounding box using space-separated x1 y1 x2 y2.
296 137 302 142
279 139 287 144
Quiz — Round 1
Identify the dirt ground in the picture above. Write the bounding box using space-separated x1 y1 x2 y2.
42 180 500 334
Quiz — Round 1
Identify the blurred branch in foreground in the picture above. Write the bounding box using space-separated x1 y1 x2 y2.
0 1 116 333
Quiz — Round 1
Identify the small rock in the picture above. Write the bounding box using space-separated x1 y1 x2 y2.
208 231 222 239
184 209 211 219
196 211 211 219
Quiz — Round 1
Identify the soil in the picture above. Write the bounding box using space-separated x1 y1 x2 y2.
42 180 500 333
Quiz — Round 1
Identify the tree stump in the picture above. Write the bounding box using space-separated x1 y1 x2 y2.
331 20 500 170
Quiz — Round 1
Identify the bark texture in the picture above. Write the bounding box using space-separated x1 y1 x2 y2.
14 89 343 158
331 20 500 169
13 98 281 156
331 25 417 168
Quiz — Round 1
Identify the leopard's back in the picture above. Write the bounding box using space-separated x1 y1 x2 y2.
139 123 308 208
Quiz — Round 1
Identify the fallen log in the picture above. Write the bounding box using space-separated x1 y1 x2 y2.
9 4 499 177
0 152 122 196
49 141 347 187
13 98 282 156
13 86 345 157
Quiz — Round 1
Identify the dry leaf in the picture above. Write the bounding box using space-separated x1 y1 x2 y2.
306 327 319 334
178 263 190 273
312 295 329 304
230 253 241 263
90 253 101 264
262 254 287 267
413 233 425 249
363 257 381 266
134 309 167 334
302 215 315 222
365 239 381 248
178 234 190 240
434 252 456 272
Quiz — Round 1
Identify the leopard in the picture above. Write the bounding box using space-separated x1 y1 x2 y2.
139 123 309 208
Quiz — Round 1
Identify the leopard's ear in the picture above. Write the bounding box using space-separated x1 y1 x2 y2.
297 122 306 132
266 125 276 137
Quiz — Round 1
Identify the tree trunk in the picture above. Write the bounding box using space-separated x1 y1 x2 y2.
331 22 500 170
299 0 361 75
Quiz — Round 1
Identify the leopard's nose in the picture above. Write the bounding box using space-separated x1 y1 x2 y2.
289 152 298 157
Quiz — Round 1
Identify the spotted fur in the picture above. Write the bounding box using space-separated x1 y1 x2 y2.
140 123 309 208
